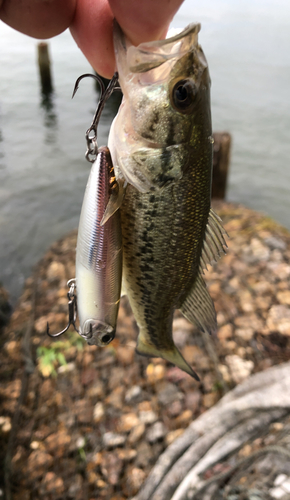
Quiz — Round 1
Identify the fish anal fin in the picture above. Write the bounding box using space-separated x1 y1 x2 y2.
200 208 228 270
180 273 217 335
136 334 200 381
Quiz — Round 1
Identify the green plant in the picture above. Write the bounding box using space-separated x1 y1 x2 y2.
36 331 85 377
37 344 67 377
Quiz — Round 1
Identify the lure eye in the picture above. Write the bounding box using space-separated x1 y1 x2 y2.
171 79 196 114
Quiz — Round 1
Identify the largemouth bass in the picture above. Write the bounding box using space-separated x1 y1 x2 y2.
76 146 122 346
108 22 226 379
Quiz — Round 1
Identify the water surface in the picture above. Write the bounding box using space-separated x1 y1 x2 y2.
0 0 289 303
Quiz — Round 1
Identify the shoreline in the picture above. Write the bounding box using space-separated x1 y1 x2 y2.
1 200 290 499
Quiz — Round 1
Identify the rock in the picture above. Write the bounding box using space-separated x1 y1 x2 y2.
101 451 123 486
125 385 142 404
73 399 93 424
270 474 290 499
4 340 21 362
103 432 126 448
146 421 166 444
234 314 264 332
146 363 166 383
267 305 290 335
218 363 231 383
239 290 255 313
47 261 66 282
251 280 273 295
117 448 137 461
44 430 71 456
118 412 140 433
93 401 105 422
165 428 185 446
26 450 54 480
67 474 83 498
182 345 204 365
0 379 21 400
184 390 201 412
87 381 105 399
166 399 183 418
105 386 125 408
139 410 158 425
267 262 290 280
250 238 270 260
277 290 290 306
135 441 153 468
40 471 64 496
235 327 255 341
202 392 220 409
174 409 193 426
0 415 11 433
128 423 146 444
58 362 76 374
158 383 184 406
116 345 135 365
255 295 272 310
264 236 286 251
173 317 193 348
225 354 254 384
108 367 126 390
166 365 192 383
218 323 233 341
126 467 146 496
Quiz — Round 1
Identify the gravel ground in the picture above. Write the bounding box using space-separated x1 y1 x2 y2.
1 201 290 500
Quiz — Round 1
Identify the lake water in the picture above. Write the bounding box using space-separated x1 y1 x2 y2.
0 0 290 304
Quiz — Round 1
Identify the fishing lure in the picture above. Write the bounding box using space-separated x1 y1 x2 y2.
47 73 123 346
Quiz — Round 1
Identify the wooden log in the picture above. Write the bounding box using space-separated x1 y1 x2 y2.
212 132 231 200
133 362 290 500
37 42 53 94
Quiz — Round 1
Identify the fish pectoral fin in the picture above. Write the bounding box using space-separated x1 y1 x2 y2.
100 180 125 226
136 335 200 381
200 208 228 270
179 273 217 335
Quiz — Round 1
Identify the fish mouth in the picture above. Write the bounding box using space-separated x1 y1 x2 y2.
81 320 115 346
113 21 201 74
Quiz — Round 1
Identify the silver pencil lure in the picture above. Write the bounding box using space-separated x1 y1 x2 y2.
76 146 122 346
46 73 123 343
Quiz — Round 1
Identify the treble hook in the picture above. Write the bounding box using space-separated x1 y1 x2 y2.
47 279 79 338
72 73 106 100
72 72 120 162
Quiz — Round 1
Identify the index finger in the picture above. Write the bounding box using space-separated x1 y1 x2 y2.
70 0 184 78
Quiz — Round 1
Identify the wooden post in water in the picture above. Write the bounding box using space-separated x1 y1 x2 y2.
37 42 53 94
212 132 231 199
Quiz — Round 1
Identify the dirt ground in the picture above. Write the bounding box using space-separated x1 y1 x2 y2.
1 201 290 500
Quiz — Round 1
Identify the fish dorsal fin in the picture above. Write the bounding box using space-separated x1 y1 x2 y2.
179 273 217 335
200 208 228 271
179 210 227 334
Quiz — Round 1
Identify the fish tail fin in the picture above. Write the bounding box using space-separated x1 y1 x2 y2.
136 335 200 381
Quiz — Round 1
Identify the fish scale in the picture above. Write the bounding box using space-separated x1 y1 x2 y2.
120 155 210 347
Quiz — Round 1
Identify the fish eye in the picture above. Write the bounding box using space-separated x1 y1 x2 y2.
171 79 196 114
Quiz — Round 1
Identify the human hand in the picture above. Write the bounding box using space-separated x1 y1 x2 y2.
0 0 184 78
